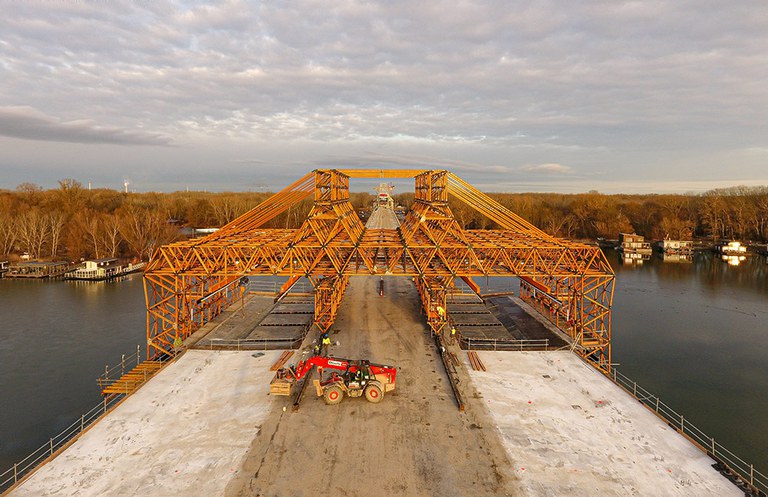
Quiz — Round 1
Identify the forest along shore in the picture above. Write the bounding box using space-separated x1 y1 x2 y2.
2 181 768 264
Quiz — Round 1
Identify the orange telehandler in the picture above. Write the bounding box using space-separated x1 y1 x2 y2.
270 355 397 405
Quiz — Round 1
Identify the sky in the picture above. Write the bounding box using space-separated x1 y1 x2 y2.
0 1 766 194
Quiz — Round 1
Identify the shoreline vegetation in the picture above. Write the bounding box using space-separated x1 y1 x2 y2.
2 179 767 263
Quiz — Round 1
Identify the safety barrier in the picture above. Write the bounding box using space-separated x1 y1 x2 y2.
197 337 303 350
608 366 767 496
0 348 173 494
247 279 313 295
461 337 550 351
97 345 142 389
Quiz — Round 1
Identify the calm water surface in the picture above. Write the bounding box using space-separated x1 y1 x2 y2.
0 254 766 474
608 250 768 472
0 275 145 470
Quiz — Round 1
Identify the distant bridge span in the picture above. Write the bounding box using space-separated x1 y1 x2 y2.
144 169 615 370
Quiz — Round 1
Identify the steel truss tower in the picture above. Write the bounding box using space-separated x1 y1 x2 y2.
144 169 615 370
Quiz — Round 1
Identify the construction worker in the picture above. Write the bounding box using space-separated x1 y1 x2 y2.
436 305 445 320
450 326 457 344
321 332 331 355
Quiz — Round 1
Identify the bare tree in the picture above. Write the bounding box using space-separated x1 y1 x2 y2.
119 207 171 260
79 211 104 259
0 212 17 256
16 209 50 259
103 213 123 257
48 211 67 257
210 196 243 226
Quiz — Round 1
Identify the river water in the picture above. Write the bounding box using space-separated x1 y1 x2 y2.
0 275 146 471
0 253 766 475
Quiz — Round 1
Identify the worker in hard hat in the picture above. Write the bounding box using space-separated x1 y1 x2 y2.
436 305 445 320
321 332 331 355
450 326 457 344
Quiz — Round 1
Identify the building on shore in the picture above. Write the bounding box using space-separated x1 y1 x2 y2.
658 238 693 256
65 258 145 281
6 261 72 279
618 233 652 256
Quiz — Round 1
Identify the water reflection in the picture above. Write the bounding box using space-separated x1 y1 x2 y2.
620 252 650 266
660 253 692 264
607 249 768 294
721 254 747 266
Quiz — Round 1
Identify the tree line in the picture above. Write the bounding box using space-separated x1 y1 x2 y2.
1 180 766 262
407 185 768 242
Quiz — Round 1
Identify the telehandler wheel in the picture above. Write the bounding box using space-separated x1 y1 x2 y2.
364 384 383 403
324 385 344 405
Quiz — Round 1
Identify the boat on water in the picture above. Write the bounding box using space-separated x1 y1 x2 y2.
617 233 652 255
657 238 693 255
5 261 73 278
64 258 145 281
715 240 748 255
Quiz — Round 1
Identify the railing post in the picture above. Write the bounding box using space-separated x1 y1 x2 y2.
680 414 684 432
14 463 17 483
49 438 53 457
121 354 125 376
750 465 754 486
81 414 84 432
633 381 637 397
655 397 660 413
137 345 141 365
103 398 107 414
711 437 715 457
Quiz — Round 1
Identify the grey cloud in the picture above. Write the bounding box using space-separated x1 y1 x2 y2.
520 163 573 174
0 1 766 191
0 107 171 146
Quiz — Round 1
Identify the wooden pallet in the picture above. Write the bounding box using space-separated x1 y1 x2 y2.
270 350 294 371
101 361 164 395
467 351 487 372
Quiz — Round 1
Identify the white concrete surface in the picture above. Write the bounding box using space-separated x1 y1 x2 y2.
10 350 281 497
469 351 741 497
365 207 399 229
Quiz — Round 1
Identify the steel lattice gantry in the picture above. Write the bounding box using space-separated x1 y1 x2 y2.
143 169 615 370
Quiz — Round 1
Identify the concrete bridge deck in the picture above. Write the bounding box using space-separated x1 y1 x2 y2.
8 278 740 496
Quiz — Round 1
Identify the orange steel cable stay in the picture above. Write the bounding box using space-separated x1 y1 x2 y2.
144 169 615 371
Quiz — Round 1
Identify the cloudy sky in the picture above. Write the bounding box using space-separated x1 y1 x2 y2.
1 1 766 194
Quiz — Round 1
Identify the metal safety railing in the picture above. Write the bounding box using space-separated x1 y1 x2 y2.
195 319 314 351
97 345 142 389
196 337 303 350
0 348 173 493
608 366 767 496
461 337 550 351
247 279 313 295
0 394 124 493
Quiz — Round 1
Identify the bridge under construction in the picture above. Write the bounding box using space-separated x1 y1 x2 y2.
144 169 615 370
7 169 753 497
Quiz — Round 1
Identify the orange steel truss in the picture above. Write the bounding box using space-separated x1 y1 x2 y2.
144 169 615 370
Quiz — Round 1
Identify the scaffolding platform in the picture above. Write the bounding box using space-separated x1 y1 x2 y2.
193 295 313 350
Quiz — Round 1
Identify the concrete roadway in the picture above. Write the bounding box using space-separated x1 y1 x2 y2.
224 276 517 497
8 233 743 496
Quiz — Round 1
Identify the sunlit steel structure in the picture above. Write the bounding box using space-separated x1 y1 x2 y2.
144 169 615 370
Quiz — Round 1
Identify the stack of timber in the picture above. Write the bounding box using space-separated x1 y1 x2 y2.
467 351 487 372
269 351 294 371
100 361 164 396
